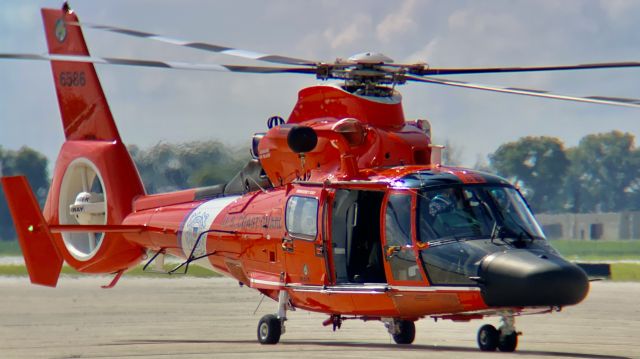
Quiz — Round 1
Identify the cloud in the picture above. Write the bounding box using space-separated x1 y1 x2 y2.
2 0 640 170
323 13 373 50
599 0 640 23
405 37 439 64
376 0 420 43
0 1 38 30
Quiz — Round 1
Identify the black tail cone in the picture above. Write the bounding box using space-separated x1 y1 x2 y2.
479 250 589 307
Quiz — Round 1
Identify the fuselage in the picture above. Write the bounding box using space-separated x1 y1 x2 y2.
110 165 588 319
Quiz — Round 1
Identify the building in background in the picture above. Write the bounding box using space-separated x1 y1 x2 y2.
537 212 640 240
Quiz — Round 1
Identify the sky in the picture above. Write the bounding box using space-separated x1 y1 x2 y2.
1 0 640 168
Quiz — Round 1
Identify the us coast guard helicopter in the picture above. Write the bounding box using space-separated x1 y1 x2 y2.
3 2 639 352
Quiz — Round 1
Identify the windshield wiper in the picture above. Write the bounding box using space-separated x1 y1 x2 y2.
483 201 503 244
499 207 539 244
489 221 500 244
513 220 536 243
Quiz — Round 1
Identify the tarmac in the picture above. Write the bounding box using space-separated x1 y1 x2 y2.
0 276 638 359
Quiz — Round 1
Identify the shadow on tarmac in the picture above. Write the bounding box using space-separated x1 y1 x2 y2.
104 339 630 359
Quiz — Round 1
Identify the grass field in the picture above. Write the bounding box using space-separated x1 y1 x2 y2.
0 240 21 256
4 239 639 259
610 263 640 281
548 239 640 260
1 240 639 281
0 263 220 278
0 263 637 281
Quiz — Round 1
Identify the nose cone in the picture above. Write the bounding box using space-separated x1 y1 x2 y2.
479 250 589 307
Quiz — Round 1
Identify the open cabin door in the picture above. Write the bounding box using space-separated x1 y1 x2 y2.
330 189 386 284
281 188 326 285
382 191 426 285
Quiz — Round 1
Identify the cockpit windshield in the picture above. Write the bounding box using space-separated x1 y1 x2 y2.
417 185 545 243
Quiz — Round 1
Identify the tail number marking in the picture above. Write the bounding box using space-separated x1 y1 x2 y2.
59 71 86 87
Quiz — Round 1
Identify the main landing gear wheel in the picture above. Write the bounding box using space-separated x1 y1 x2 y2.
389 319 416 345
257 314 281 344
477 324 499 351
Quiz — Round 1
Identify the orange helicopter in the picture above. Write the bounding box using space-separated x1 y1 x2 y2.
3 3 640 353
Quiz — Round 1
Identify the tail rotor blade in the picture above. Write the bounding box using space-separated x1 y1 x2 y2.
81 166 89 193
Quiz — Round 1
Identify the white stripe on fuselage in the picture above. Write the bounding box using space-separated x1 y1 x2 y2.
180 196 241 264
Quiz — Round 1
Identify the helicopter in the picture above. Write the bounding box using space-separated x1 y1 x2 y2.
2 3 640 353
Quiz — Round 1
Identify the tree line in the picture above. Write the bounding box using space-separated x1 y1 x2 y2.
0 147 49 241
0 141 249 241
0 131 638 240
489 131 640 214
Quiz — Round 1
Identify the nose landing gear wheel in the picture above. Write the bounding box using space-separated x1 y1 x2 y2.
392 320 416 345
257 314 281 344
477 324 499 351
498 331 518 352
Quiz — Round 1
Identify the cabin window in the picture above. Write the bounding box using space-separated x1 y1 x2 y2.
385 194 412 246
285 196 318 239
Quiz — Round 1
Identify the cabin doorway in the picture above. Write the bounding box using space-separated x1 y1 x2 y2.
331 189 386 284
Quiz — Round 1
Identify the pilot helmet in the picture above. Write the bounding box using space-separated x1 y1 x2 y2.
429 194 454 216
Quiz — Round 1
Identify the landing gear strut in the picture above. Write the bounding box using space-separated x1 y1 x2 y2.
257 290 292 345
477 314 519 352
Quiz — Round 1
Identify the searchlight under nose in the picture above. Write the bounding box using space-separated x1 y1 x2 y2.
479 250 590 307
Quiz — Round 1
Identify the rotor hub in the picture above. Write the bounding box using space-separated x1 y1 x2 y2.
346 52 394 65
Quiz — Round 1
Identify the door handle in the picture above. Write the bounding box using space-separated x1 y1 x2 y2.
385 245 401 259
281 237 294 253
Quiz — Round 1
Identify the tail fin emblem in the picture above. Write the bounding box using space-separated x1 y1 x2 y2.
55 18 67 43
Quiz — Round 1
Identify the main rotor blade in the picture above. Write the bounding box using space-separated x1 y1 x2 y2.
422 62 640 76
68 21 317 67
0 53 316 74
406 75 640 108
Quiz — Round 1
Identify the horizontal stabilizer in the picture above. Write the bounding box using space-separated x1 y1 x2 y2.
1 176 63 287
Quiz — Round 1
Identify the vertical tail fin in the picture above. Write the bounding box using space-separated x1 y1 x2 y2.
32 5 147 274
41 6 120 141
1 176 63 287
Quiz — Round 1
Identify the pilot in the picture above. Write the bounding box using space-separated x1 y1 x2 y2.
429 194 454 217
428 191 480 237
427 194 454 237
